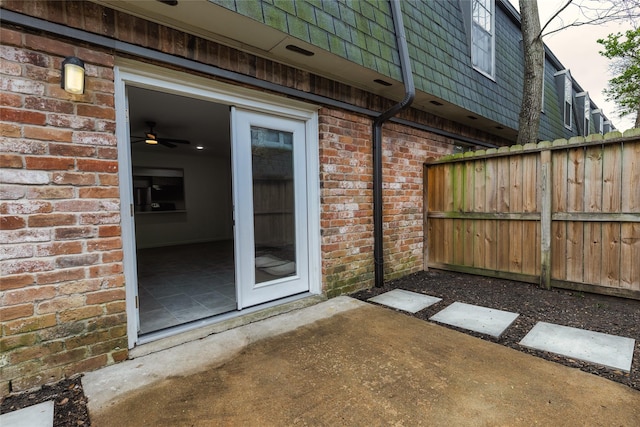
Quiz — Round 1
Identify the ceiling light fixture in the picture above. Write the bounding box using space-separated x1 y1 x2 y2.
61 56 85 94
196 145 204 150
145 132 158 145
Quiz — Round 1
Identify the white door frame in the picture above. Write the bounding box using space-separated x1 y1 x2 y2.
114 59 321 349
232 108 310 308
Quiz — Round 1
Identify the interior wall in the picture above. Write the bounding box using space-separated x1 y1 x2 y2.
132 151 232 249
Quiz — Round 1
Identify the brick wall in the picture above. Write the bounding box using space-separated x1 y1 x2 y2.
1 0 493 393
319 110 453 296
0 27 126 394
319 109 374 296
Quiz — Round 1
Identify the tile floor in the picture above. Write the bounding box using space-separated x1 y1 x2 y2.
137 241 237 334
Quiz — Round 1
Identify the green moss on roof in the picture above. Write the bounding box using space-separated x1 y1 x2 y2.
210 0 584 140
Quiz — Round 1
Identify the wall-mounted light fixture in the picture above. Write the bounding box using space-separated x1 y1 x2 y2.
61 56 85 94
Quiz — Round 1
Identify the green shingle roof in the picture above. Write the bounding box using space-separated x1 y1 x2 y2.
210 0 585 140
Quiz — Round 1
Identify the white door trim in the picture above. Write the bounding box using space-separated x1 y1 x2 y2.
114 60 321 348
232 108 310 308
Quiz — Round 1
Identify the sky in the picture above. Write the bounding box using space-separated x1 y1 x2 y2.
508 0 637 131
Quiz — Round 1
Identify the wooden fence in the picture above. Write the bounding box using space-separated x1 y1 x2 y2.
424 132 640 300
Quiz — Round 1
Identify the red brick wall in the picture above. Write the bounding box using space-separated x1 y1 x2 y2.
319 110 374 296
0 27 126 394
319 110 453 296
1 1 489 393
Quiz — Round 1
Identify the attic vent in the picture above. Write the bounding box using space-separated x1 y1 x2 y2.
157 0 178 5
285 45 314 56
374 79 392 86
429 100 444 106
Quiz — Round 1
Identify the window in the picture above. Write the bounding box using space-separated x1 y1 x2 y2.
583 93 590 135
575 92 590 135
593 109 604 134
563 73 572 129
541 54 546 112
471 0 495 78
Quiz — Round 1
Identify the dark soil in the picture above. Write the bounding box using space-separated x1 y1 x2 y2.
352 269 640 392
2 269 638 425
0 375 89 426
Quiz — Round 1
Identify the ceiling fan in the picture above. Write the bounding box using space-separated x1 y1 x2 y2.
131 121 190 148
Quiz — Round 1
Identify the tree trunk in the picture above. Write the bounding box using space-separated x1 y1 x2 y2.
635 103 640 128
517 0 545 145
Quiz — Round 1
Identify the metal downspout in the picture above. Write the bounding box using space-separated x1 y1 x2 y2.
373 0 415 287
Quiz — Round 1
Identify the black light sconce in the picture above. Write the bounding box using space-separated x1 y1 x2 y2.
61 56 85 95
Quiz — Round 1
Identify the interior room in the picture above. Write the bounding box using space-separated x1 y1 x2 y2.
127 86 299 335
127 86 236 334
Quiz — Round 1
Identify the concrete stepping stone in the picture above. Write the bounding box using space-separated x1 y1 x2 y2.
429 302 519 338
0 400 54 427
368 289 442 313
519 322 635 372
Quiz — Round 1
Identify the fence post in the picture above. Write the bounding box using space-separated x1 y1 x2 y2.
540 148 552 289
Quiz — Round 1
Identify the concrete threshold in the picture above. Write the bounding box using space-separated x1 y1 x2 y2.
131 293 326 358
83 296 363 414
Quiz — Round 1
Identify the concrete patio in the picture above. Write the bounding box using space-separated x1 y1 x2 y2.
79 296 639 426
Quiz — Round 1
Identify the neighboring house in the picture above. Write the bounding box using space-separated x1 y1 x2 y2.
0 0 611 393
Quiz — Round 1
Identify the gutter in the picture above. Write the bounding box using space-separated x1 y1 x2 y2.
372 0 415 287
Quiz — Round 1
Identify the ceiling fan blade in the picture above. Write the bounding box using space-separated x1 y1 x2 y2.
159 140 177 148
157 137 190 144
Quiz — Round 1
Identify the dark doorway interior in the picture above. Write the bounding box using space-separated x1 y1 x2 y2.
127 86 236 334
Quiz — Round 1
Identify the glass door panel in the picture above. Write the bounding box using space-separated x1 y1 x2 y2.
251 127 297 284
232 109 309 309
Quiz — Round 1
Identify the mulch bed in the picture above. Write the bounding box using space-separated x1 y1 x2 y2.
352 269 640 392
2 269 638 426
1 375 89 426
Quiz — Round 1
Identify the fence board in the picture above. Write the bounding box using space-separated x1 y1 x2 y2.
602 223 621 287
463 218 474 266
551 222 567 280
427 165 442 212
584 146 603 212
621 142 640 212
484 160 498 270
443 163 454 212
509 155 523 273
474 161 486 268
551 148 568 281
567 147 585 212
620 222 640 290
453 219 464 264
425 136 640 300
584 223 602 284
602 144 622 212
496 156 511 271
522 153 538 275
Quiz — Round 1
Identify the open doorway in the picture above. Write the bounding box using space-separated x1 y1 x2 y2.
116 65 321 347
127 86 235 334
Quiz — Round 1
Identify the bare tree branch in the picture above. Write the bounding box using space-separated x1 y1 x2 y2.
539 0 640 38
538 0 573 39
